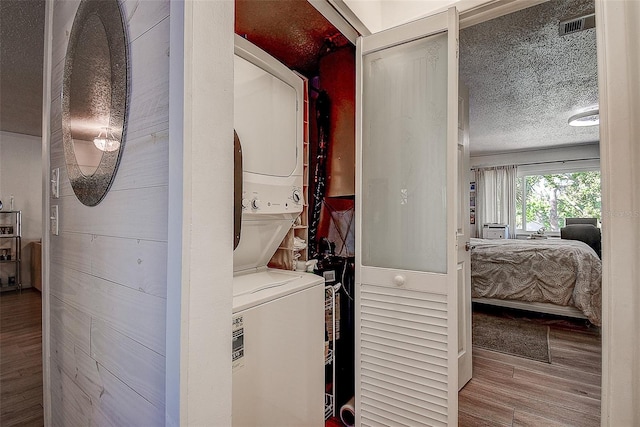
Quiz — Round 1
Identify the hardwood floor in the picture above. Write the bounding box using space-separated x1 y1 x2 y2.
459 307 602 427
0 289 44 426
0 291 603 427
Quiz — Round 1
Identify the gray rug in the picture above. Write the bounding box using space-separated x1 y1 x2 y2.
472 311 551 363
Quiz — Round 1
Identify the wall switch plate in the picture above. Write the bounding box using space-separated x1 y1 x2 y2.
51 168 60 199
50 205 59 236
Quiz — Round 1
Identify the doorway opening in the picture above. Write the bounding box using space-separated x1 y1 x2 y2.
458 0 602 424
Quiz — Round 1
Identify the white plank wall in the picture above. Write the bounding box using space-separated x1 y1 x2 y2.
48 0 170 424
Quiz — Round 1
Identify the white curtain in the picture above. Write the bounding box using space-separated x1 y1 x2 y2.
475 165 517 238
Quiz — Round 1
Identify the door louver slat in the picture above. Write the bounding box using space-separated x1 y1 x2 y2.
362 332 447 359
361 317 447 342
362 326 447 352
362 391 448 426
360 284 449 426
363 286 447 306
362 305 448 325
362 374 448 408
362 356 449 390
362 354 448 384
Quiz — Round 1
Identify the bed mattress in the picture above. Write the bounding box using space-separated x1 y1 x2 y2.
470 238 602 325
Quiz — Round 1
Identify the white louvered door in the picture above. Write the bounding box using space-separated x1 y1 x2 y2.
355 8 459 426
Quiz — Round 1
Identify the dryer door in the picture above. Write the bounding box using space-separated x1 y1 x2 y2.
234 37 303 178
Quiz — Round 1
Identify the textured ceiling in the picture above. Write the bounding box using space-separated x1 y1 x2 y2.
460 0 598 156
2 0 599 154
235 0 349 77
0 0 45 137
0 0 343 139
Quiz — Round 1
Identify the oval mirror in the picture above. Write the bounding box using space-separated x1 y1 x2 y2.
62 0 128 206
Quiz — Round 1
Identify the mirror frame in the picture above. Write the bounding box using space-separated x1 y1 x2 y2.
61 0 129 206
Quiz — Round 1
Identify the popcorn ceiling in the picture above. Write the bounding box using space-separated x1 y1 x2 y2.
460 0 599 156
0 0 46 137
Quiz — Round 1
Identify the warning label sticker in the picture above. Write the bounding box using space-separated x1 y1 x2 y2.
232 315 244 370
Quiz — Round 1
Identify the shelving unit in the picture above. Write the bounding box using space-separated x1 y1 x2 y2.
0 210 22 292
298 76 310 263
269 74 310 270
325 283 337 420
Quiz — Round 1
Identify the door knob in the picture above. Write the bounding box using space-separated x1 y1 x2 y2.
465 242 473 251
393 275 406 287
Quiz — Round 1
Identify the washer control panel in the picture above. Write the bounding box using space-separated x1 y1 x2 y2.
242 183 303 214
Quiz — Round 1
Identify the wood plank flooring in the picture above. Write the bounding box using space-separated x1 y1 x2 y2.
0 289 44 426
0 291 603 427
459 307 602 427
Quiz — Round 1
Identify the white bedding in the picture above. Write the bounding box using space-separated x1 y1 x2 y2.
470 238 602 325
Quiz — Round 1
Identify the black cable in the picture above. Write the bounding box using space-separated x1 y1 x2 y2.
309 91 331 258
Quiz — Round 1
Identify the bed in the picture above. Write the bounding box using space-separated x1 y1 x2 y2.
470 237 602 325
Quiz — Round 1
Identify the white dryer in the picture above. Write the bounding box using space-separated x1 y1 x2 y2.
232 35 324 427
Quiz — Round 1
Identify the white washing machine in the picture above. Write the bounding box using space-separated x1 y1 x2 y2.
232 35 324 427
232 270 324 427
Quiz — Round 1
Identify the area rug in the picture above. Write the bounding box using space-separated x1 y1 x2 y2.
472 310 551 363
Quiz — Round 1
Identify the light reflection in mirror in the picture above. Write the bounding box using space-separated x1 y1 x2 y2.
62 0 128 206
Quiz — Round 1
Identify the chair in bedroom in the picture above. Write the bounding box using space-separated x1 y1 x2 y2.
565 217 598 226
561 218 602 258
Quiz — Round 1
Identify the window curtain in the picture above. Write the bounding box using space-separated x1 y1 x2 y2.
475 165 517 238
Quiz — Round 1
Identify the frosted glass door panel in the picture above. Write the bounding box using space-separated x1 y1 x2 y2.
362 33 448 273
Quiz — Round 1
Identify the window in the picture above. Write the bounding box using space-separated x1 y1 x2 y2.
516 167 601 233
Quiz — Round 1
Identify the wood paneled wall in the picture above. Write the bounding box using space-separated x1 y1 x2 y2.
48 0 169 424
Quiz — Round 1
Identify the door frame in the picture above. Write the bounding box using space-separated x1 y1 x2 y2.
593 0 640 423
41 0 54 423
457 82 472 390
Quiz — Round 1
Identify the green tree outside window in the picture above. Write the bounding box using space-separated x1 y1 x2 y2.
516 171 601 232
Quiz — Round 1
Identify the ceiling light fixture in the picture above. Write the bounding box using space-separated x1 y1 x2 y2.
568 107 599 127
93 127 120 152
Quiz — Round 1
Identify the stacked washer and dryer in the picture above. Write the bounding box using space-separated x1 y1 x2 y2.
231 35 325 426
